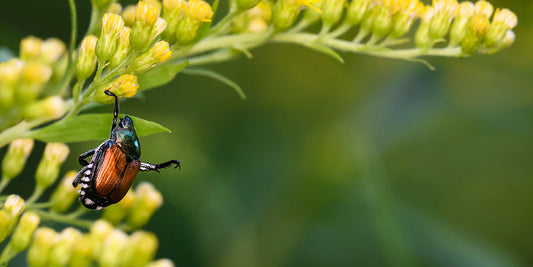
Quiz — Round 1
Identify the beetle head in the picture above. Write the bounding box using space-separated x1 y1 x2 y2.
112 116 141 159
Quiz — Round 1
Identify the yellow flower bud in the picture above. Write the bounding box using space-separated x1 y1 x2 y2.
69 235 94 267
148 259 175 267
390 0 423 38
2 138 34 182
91 74 139 103
40 38 66 65
98 229 128 267
321 0 346 27
161 0 186 43
415 5 435 49
131 41 172 73
346 0 371 25
126 182 163 229
49 228 82 267
429 0 458 40
20 36 43 61
237 0 261 10
474 0 493 18
0 59 23 109
108 2 123 14
96 13 125 62
273 0 321 31
90 220 114 256
11 211 41 252
76 35 98 81
50 171 79 213
102 189 137 225
449 1 475 46
131 1 162 51
0 209 16 243
370 5 393 40
35 143 70 191
121 231 159 267
22 96 67 120
174 0 213 45
109 27 132 69
122 5 137 27
460 13 490 54
4 194 25 217
484 8 517 48
17 61 52 103
27 227 59 267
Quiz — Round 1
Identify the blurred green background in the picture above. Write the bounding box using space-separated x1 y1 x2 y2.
2 0 533 266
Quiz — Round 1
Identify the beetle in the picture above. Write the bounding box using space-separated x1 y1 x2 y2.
72 89 180 210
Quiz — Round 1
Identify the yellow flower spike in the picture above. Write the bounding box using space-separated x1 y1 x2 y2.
97 13 125 62
449 1 475 46
76 35 98 81
40 38 66 65
473 0 493 18
187 0 214 22
20 36 43 61
483 8 517 48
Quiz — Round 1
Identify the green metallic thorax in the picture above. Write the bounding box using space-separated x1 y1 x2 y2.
111 116 141 160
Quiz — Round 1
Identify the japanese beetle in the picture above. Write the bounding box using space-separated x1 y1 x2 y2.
73 90 180 210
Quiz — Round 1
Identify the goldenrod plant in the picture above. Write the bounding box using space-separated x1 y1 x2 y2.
0 0 518 266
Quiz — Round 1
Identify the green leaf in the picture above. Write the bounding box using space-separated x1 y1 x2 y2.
137 61 188 91
182 68 246 99
28 114 171 143
309 42 344 63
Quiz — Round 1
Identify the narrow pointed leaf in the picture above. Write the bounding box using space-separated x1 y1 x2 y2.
28 114 171 143
182 68 246 99
309 42 344 63
137 61 188 91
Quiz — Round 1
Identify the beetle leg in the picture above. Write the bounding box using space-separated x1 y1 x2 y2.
105 90 119 134
73 166 89 187
140 160 181 173
79 149 96 166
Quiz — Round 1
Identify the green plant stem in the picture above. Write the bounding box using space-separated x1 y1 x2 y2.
34 210 93 229
26 186 45 205
0 118 49 148
26 201 52 209
0 243 16 266
209 8 240 36
0 179 9 194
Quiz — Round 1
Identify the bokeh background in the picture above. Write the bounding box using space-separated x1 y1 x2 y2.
1 0 533 266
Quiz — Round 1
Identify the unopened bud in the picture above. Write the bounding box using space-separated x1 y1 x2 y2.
237 0 261 10
121 231 159 267
49 228 82 267
76 35 98 81
272 1 302 31
131 1 162 51
484 8 517 48
122 5 137 27
460 13 490 54
98 229 128 267
474 0 493 18
103 189 136 225
346 0 370 25
20 36 43 61
174 0 213 45
50 171 79 213
321 0 346 27
90 74 139 103
449 1 475 46
109 27 132 69
108 2 122 14
90 220 114 255
17 62 52 103
11 211 41 252
96 13 125 62
130 41 172 73
27 227 58 267
148 259 175 267
0 211 16 243
40 38 66 65
69 235 95 267
2 139 34 181
4 194 25 217
415 6 435 49
23 96 67 120
371 5 392 40
126 182 163 229
35 143 70 191
0 59 23 110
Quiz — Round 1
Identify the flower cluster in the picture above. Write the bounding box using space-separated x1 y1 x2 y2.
0 37 68 130
26 220 172 267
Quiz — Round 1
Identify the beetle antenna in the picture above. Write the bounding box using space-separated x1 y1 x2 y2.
105 90 119 133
